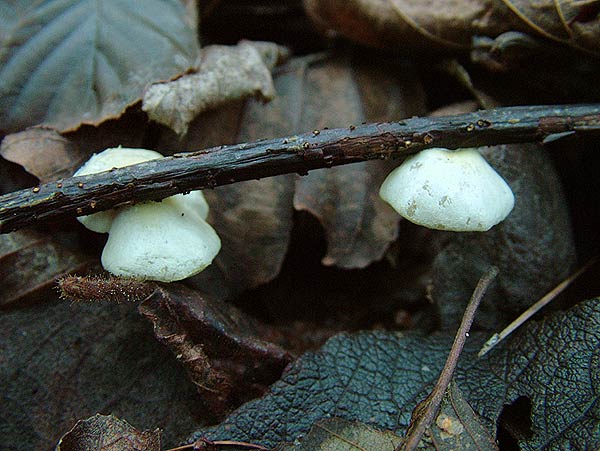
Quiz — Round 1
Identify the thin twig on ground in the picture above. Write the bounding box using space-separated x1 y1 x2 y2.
399 266 499 451
478 257 597 357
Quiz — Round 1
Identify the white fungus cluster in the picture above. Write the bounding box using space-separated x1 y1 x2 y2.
74 147 221 282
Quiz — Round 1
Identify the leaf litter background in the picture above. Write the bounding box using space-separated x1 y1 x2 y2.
1 1 600 451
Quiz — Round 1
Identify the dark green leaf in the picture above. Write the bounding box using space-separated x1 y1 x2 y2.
190 298 600 451
433 144 577 330
0 298 203 451
0 0 199 133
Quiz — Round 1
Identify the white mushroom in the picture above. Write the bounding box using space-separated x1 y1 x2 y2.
379 148 514 232
74 147 220 282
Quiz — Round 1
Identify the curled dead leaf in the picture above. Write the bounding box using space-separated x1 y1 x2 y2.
55 414 161 451
0 230 92 308
303 0 600 55
143 41 290 136
0 128 85 183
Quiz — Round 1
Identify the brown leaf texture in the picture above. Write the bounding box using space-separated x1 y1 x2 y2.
55 414 161 451
292 57 425 267
138 284 293 417
429 382 498 451
160 54 425 299
143 41 289 136
303 0 600 54
0 128 86 183
161 100 295 300
1 298 203 451
0 230 92 308
280 417 403 451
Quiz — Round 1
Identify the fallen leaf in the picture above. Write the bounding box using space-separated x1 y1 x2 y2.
432 144 577 330
0 128 86 183
0 230 92 308
189 298 600 450
138 283 293 417
165 101 295 301
470 31 600 103
303 0 600 54
497 0 600 52
163 54 425 298
279 417 402 451
292 56 425 268
0 0 199 133
429 382 498 451
0 297 204 451
142 40 289 136
55 414 161 451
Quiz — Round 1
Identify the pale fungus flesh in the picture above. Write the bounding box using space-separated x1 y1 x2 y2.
74 147 220 281
379 148 515 232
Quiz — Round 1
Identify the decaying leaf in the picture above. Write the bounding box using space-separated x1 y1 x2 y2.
0 230 92 308
429 382 498 451
190 298 600 450
0 128 87 183
0 0 199 133
161 101 295 301
55 414 161 451
159 54 425 300
138 283 293 417
292 56 425 269
280 403 495 451
0 297 203 451
142 41 289 136
292 56 425 268
279 417 402 451
303 0 600 55
470 31 600 102
433 144 576 330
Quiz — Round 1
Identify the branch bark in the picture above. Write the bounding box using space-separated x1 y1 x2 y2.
1 104 599 234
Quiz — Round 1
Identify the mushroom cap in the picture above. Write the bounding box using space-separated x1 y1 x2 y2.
73 147 209 232
74 147 164 233
101 198 221 282
379 148 515 231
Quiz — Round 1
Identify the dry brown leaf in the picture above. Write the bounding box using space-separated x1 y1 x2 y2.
0 128 86 183
0 230 92 308
143 41 289 136
55 414 161 451
292 56 425 268
157 101 295 301
159 54 424 301
138 283 293 417
303 0 600 54
280 417 402 451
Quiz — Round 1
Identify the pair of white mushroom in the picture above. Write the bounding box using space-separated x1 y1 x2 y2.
74 147 221 282
75 146 512 282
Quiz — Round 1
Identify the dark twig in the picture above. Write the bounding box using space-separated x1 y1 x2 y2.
399 266 499 451
1 104 599 233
